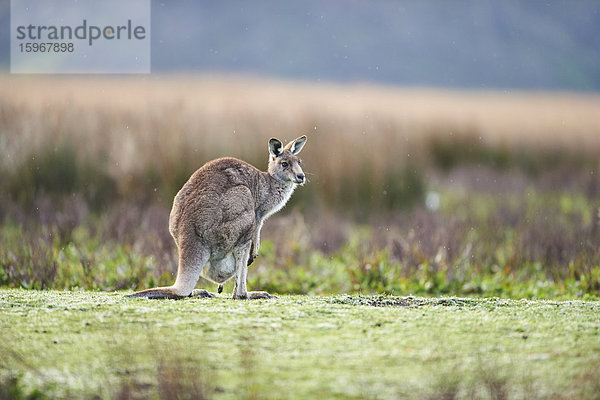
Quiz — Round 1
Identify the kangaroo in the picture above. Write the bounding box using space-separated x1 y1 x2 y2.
127 136 307 300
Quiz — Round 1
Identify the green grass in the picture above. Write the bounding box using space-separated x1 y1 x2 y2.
1 290 599 399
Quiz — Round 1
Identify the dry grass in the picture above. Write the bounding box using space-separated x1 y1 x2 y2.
3 73 600 219
4 74 600 152
2 74 600 198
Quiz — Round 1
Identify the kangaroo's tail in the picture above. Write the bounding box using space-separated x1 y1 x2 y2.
126 287 188 300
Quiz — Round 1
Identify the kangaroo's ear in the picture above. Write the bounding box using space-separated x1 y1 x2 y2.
285 135 307 155
269 138 283 158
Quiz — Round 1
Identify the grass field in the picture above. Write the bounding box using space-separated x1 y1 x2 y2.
1 289 599 400
1 76 600 398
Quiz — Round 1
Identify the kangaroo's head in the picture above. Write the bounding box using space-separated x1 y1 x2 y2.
268 136 307 185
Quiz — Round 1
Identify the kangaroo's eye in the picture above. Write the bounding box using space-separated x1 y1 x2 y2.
281 162 288 168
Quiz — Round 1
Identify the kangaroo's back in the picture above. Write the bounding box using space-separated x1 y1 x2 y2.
169 157 262 247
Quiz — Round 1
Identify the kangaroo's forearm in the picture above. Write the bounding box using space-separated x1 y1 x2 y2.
252 221 264 256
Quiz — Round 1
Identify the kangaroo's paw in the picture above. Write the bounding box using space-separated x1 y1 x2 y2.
217 284 224 294
247 253 258 266
247 291 278 300
190 289 216 298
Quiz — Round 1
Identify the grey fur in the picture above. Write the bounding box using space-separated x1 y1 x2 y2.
126 136 307 300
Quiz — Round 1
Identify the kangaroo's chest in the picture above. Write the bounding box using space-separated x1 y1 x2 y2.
259 184 295 221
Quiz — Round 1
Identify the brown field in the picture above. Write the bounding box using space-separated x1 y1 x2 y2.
3 74 600 167
3 74 600 211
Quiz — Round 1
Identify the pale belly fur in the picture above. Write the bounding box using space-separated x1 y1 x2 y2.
201 253 236 284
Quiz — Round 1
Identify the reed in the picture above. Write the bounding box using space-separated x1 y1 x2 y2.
2 74 600 216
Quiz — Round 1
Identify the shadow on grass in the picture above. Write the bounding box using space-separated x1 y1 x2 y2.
425 358 600 400
0 330 219 400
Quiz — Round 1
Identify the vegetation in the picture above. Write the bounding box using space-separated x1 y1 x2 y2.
1 290 600 399
1 75 600 298
1 75 600 399
2 191 600 300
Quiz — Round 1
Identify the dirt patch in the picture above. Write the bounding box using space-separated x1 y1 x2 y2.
328 295 487 308
431 298 481 307
327 295 425 307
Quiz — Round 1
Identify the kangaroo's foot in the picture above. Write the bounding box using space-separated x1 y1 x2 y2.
248 291 278 299
190 289 216 298
126 292 185 300
126 288 187 300
233 291 278 300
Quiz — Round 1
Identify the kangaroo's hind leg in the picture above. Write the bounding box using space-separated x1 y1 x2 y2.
232 241 277 300
127 236 210 299
173 239 213 297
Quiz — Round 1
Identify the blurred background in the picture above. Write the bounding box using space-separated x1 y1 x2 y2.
1 0 599 298
3 0 600 89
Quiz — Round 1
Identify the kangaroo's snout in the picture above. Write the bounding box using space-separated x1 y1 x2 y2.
295 173 305 184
